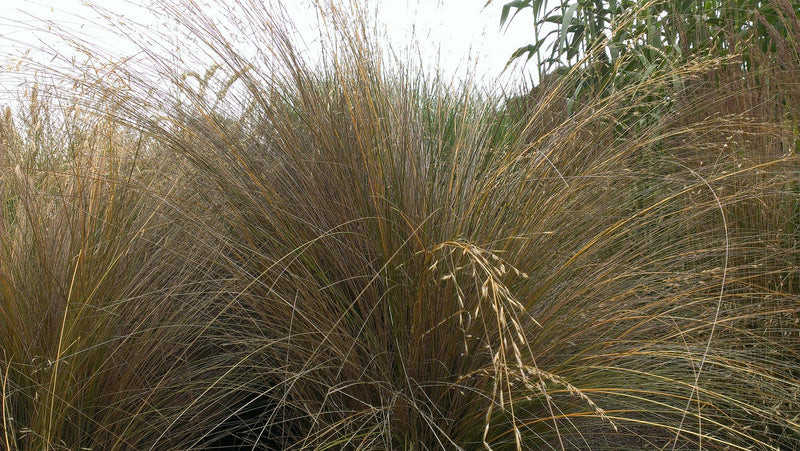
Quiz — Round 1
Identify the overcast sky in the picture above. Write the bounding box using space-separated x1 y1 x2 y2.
1 0 544 98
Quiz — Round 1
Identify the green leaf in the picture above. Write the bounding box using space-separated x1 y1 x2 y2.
500 0 532 27
560 3 580 52
507 42 545 66
532 0 545 18
501 4 512 25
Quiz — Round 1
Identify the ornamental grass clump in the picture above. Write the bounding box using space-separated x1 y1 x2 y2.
1 0 798 449
0 85 245 450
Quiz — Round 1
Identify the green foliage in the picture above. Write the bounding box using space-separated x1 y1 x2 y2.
492 0 800 116
496 0 800 69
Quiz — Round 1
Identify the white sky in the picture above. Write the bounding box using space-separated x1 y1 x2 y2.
0 0 544 99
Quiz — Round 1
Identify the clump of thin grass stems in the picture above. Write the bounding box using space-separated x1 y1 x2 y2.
0 83 249 449
1 0 798 449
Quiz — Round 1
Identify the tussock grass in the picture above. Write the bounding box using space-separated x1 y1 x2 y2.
1 0 798 449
